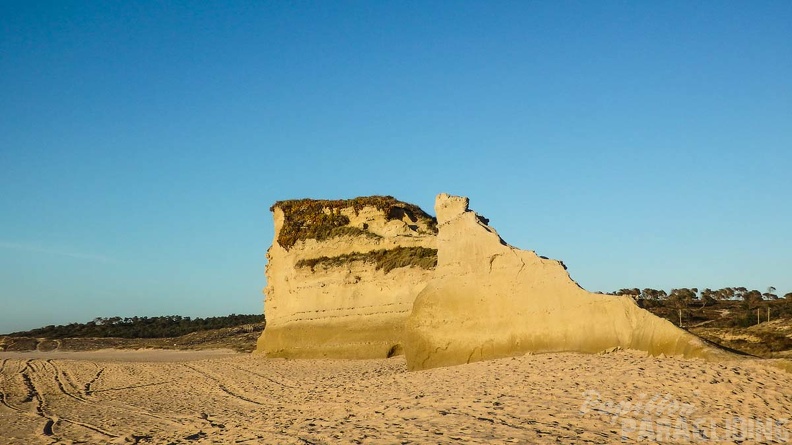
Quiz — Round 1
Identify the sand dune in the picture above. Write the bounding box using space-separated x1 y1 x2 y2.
0 350 790 444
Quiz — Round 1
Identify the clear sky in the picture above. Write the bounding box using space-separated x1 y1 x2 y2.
1 1 790 333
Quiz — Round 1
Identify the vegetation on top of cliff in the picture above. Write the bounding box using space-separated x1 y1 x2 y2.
296 246 438 273
272 196 438 250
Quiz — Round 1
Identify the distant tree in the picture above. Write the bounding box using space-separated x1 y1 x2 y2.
668 288 697 326
640 288 668 301
715 288 735 301
640 288 657 300
742 290 764 325
742 289 763 306
700 288 717 308
784 293 792 316
763 286 778 300
614 288 641 299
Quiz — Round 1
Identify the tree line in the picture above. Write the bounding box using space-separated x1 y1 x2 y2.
607 287 792 327
7 314 265 339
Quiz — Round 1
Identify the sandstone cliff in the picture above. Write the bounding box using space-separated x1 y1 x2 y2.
404 194 733 370
256 193 735 369
256 197 437 358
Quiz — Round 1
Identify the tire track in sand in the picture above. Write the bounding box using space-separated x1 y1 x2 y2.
223 362 297 389
0 359 29 414
21 360 59 436
44 360 89 403
182 363 267 406
26 359 121 439
0 378 26 413
44 360 186 429
0 358 14 411
84 367 105 396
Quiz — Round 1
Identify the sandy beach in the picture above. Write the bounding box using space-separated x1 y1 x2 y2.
1 349 790 444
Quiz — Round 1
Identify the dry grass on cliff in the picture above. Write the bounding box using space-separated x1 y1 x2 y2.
273 196 437 250
296 246 438 273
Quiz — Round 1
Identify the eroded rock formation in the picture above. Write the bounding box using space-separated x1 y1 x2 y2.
404 194 732 370
257 193 734 369
256 197 437 358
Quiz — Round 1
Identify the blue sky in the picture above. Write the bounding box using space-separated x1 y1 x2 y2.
1 1 790 333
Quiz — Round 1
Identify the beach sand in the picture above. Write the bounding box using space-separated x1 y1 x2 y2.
1 349 790 444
